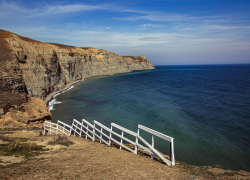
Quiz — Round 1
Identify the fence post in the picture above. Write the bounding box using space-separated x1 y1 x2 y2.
100 128 103 143
71 120 75 136
120 131 124 149
73 121 76 136
171 138 175 165
109 126 113 146
151 135 154 159
86 124 89 140
82 120 85 138
135 128 139 154
80 122 83 138
93 123 95 141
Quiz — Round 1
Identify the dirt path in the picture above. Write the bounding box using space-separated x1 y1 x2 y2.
1 129 250 180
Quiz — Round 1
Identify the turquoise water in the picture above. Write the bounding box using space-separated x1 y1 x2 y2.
50 65 250 171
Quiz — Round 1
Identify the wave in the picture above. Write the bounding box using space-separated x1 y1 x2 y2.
48 99 62 111
48 85 75 111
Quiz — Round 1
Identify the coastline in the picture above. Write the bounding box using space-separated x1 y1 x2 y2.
44 78 86 107
44 70 151 108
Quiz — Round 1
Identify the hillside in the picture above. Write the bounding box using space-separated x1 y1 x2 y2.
0 129 249 179
0 29 154 128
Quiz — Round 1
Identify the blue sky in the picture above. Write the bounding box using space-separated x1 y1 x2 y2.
0 0 250 65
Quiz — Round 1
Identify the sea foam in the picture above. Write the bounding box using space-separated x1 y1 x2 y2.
48 85 75 111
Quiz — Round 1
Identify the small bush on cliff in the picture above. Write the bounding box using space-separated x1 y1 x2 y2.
48 135 73 146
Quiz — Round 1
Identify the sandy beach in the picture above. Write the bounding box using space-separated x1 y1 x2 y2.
44 79 86 106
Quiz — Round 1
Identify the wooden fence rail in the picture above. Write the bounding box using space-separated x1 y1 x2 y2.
43 119 175 166
44 120 71 136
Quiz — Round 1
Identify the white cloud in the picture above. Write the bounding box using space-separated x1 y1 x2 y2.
201 25 250 30
136 24 165 28
0 1 108 18
28 4 105 18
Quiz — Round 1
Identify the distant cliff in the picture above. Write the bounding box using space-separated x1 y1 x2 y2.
0 29 154 128
0 29 154 100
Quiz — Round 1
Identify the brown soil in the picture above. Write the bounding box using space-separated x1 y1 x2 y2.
0 129 249 180
0 29 14 69
0 90 28 110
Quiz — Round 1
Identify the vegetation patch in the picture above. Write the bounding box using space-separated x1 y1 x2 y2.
0 135 12 142
48 135 73 146
0 139 46 158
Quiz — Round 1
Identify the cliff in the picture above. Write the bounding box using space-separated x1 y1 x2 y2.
0 29 155 128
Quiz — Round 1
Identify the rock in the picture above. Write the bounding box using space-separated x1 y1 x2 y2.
0 94 52 128
0 29 154 128
0 30 154 100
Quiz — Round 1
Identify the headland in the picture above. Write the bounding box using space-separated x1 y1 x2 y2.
0 29 154 128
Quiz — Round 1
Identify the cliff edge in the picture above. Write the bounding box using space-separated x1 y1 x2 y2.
0 29 155 128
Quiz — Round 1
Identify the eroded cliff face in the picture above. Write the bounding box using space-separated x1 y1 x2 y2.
0 29 154 127
1 30 154 100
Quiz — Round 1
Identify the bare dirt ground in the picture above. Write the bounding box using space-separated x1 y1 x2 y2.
0 129 250 180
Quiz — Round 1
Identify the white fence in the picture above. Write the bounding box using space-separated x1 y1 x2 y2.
44 120 72 136
44 119 175 166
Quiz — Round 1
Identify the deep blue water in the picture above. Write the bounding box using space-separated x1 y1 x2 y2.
50 64 250 172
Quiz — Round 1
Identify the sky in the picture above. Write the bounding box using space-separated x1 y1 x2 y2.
0 0 250 65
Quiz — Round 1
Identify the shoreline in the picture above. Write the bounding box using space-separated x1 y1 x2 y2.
43 70 147 108
44 78 86 107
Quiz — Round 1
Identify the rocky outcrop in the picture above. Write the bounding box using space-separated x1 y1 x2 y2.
0 91 51 128
0 29 154 127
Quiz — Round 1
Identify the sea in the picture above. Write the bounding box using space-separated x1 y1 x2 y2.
49 64 250 172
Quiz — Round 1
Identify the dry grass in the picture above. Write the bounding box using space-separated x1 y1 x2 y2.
49 43 75 50
48 135 73 146
0 135 12 142
0 139 45 158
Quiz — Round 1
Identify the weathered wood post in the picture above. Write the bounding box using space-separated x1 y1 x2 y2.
80 123 83 138
86 124 89 140
73 121 76 136
93 123 95 141
100 128 103 143
135 128 139 154
120 130 124 149
171 138 175 165
82 120 85 138
109 126 113 146
151 135 154 159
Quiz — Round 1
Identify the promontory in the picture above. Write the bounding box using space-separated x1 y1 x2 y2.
0 29 155 128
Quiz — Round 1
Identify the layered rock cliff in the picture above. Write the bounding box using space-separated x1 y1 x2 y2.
0 29 155 128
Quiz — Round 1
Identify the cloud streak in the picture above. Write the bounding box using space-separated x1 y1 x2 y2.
0 1 108 18
28 4 106 18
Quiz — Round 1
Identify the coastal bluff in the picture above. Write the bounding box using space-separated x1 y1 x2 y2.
0 29 155 128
